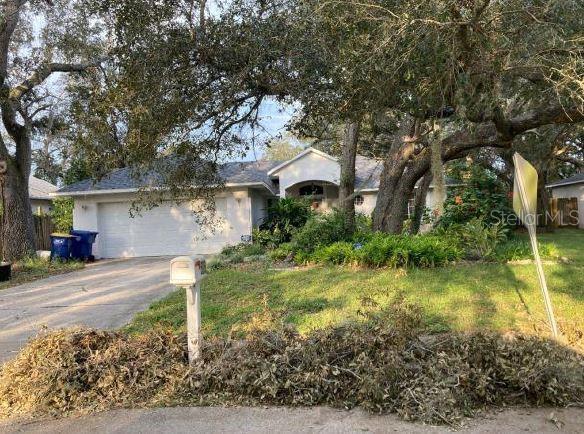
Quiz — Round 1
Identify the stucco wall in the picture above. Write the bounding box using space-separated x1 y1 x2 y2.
355 191 377 216
277 152 340 197
550 184 584 228
30 199 53 215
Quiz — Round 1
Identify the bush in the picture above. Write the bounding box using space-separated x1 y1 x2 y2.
355 233 462 268
259 198 313 245
311 241 356 265
309 234 462 268
50 197 74 233
438 163 514 228
458 218 509 259
268 242 296 261
210 243 267 268
493 239 560 262
291 210 352 254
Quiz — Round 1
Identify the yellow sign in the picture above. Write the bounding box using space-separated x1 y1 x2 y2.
513 153 538 225
513 152 559 338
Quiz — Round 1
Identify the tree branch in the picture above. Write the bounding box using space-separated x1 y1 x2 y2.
9 60 102 102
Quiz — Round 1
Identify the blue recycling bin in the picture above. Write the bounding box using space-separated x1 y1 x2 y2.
50 234 75 261
70 230 99 261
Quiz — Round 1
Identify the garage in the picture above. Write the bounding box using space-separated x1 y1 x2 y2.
97 199 232 258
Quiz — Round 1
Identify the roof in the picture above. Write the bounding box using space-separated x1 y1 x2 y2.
546 173 584 189
57 160 283 195
29 176 58 200
55 147 458 196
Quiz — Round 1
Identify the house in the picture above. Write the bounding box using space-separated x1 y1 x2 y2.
56 148 451 258
546 173 584 228
29 176 58 214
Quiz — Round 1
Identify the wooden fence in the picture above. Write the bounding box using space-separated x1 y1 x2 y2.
550 197 579 227
0 214 54 254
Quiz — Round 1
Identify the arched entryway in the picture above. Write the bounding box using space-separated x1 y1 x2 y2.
285 180 339 211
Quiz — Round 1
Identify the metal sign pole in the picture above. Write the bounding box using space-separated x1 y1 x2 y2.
514 153 559 338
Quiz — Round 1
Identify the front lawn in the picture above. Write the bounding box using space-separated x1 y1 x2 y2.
127 228 584 348
0 257 84 291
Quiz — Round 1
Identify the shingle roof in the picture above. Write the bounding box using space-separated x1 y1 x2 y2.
58 160 284 195
29 176 58 200
56 151 461 196
546 173 584 188
355 156 383 190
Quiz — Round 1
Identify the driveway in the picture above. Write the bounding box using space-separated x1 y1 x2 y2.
0 257 175 363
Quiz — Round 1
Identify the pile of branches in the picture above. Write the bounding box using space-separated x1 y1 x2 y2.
1 305 582 425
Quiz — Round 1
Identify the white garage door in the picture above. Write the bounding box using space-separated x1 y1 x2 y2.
97 199 233 258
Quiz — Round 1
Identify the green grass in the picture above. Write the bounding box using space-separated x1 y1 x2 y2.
0 256 84 291
126 228 584 342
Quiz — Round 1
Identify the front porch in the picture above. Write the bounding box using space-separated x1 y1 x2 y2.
284 180 339 211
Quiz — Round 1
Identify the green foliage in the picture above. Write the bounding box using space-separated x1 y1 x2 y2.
259 198 313 246
457 218 509 259
310 234 462 268
252 229 282 250
439 164 514 228
310 241 355 265
209 243 267 269
290 210 351 254
50 198 74 233
356 233 462 268
268 242 296 261
493 239 560 262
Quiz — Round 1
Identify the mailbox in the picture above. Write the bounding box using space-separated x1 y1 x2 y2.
170 256 206 286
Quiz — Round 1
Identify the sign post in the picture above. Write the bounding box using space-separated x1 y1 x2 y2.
170 256 206 364
513 153 559 338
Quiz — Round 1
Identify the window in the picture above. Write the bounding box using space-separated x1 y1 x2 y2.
299 184 324 197
354 195 364 206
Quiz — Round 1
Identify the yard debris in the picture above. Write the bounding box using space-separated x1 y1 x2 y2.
1 303 582 425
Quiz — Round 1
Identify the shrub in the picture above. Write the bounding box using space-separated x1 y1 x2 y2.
50 197 74 233
493 239 560 262
259 198 312 245
438 163 514 228
212 243 267 268
308 234 462 268
268 242 296 261
457 218 509 259
355 233 462 268
291 210 351 254
311 241 356 265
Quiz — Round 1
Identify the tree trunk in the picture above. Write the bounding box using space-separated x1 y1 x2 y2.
411 172 432 234
536 171 553 230
339 120 359 232
2 161 35 260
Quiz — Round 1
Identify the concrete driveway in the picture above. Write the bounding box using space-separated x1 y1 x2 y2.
0 257 175 363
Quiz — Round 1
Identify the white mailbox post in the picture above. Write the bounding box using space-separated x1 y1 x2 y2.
170 256 206 364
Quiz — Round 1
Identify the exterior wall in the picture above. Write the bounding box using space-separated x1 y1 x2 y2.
72 188 255 258
276 152 340 197
30 199 53 215
355 191 377 216
550 184 584 229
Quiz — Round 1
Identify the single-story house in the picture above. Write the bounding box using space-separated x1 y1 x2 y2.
29 176 58 214
56 148 453 258
546 173 584 228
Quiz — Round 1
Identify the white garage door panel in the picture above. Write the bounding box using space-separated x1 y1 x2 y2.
97 200 232 258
